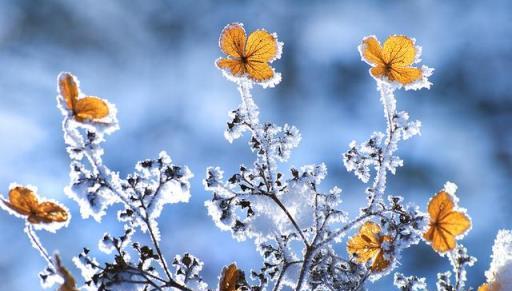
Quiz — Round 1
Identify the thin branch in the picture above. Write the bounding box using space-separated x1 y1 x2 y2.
140 182 191 291
273 260 303 291
25 224 54 269
295 246 313 291
237 82 309 247
316 213 372 249
269 194 309 247
368 83 398 207
451 250 463 291
239 81 276 193
353 269 371 291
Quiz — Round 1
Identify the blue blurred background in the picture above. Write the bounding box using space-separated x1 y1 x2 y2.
0 0 510 289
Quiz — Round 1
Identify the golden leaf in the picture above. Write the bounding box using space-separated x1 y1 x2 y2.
58 73 79 110
58 72 110 122
478 282 503 291
73 96 109 122
360 35 423 85
219 23 246 58
1 186 69 225
219 263 241 291
245 30 279 63
347 221 392 272
423 190 471 253
216 23 280 83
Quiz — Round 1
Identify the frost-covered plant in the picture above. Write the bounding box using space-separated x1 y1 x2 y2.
0 185 74 289
1 23 511 291
205 24 433 290
57 72 204 291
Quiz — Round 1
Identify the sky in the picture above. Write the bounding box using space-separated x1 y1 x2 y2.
0 0 511 289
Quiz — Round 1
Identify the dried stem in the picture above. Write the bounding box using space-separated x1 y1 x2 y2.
25 223 54 269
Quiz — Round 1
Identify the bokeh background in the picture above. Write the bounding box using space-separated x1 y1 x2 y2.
0 0 511 289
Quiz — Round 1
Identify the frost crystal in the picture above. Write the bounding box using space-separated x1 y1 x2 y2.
344 132 385 183
393 272 427 291
172 253 208 290
483 230 512 289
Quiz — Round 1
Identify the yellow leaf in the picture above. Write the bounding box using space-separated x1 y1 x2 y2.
216 58 245 77
57 72 110 122
360 35 423 85
478 282 503 291
347 221 392 272
216 23 280 83
381 35 416 66
219 23 246 58
423 190 471 253
58 72 79 110
245 30 279 63
31 201 69 224
219 263 241 291
4 186 39 216
1 186 69 225
386 66 423 85
361 36 385 66
245 61 274 82
74 96 109 122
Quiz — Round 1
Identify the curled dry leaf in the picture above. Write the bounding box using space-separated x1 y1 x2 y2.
1 186 69 224
219 263 247 291
58 72 109 122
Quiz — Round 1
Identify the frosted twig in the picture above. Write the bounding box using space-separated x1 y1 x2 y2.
62 118 193 290
369 82 398 206
238 81 309 246
25 223 54 268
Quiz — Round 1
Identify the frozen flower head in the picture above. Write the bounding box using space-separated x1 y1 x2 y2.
479 230 512 291
423 182 471 254
215 23 283 88
0 184 70 232
359 35 433 90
